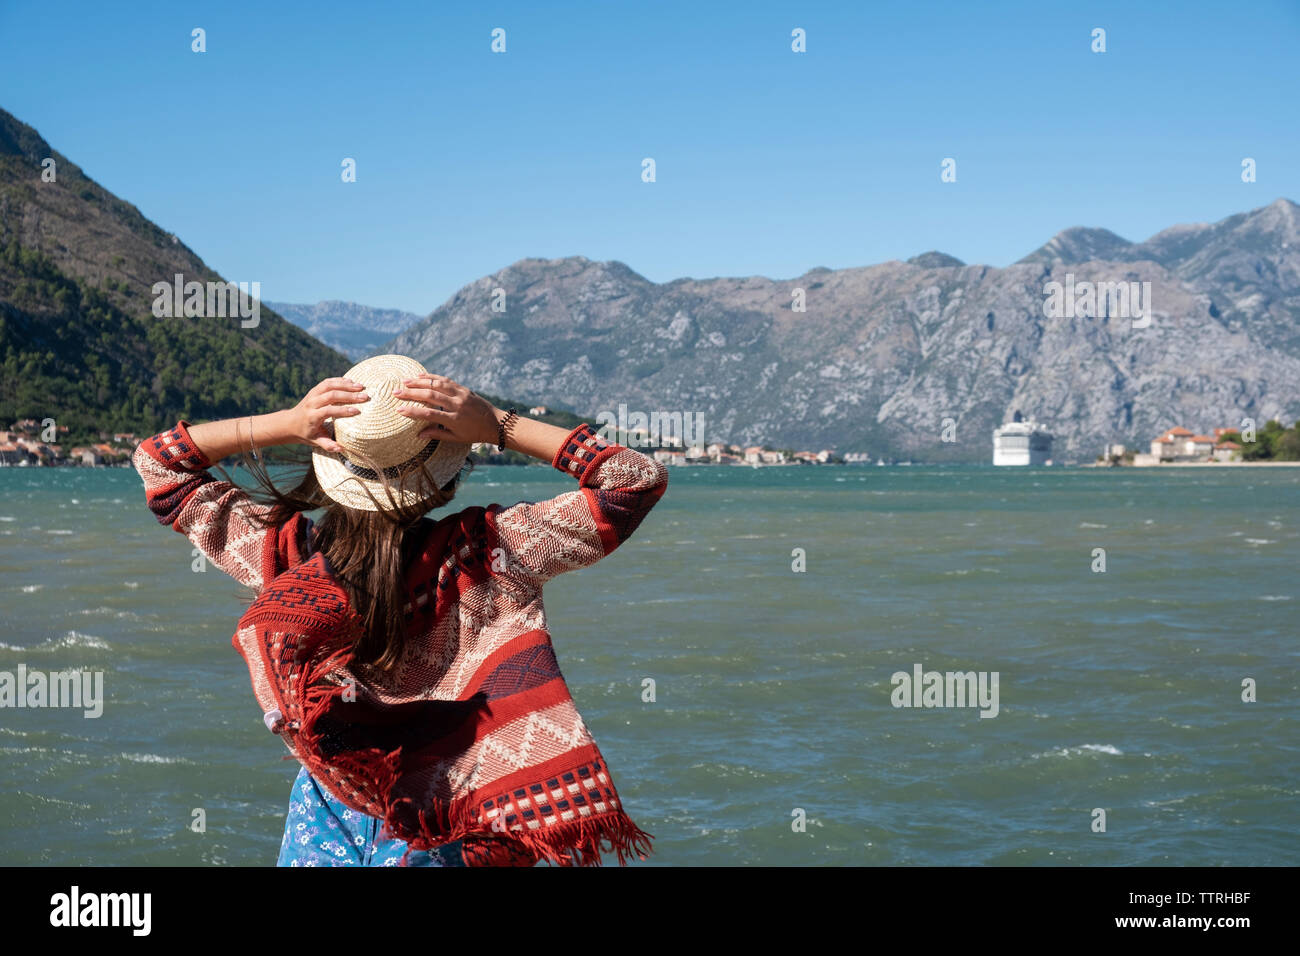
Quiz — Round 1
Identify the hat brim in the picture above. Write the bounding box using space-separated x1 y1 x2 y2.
312 438 471 512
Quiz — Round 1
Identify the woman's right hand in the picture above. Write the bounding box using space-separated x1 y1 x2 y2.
287 377 370 454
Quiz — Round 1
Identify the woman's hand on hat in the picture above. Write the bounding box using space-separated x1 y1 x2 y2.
288 377 370 454
393 375 499 445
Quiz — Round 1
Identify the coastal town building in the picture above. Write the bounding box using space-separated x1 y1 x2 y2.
1133 424 1239 465
0 420 136 467
0 441 30 465
652 448 687 466
1213 441 1241 462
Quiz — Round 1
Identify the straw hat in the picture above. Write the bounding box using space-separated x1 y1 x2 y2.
311 354 471 512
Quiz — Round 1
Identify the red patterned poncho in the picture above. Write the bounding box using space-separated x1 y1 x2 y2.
133 421 668 866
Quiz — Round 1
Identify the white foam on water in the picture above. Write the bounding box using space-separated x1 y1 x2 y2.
119 753 192 765
1079 522 1107 528
1080 743 1123 755
79 606 140 619
46 529 74 535
20 584 43 593
0 516 14 521
1032 743 1123 759
123 581 140 589
0 631 113 653
1258 595 1292 601
1143 796 1187 808
1245 538 1276 545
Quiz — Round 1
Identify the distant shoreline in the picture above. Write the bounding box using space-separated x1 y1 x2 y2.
1087 460 1300 468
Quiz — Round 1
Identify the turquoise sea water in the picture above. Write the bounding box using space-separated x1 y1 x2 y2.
0 462 1296 866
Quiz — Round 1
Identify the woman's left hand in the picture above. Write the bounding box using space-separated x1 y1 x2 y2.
393 375 500 445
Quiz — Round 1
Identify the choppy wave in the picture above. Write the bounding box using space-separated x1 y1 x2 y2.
79 606 142 620
1031 743 1124 759
0 630 112 653
119 752 193 766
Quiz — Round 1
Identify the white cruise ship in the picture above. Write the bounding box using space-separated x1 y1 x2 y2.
993 412 1053 466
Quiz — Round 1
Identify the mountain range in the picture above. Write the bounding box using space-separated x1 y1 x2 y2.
2 104 1296 462
384 199 1300 461
267 300 422 360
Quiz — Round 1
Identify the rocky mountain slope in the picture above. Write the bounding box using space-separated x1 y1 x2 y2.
266 300 422 360
386 199 1300 462
0 107 346 440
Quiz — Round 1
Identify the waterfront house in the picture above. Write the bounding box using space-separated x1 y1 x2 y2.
652 449 687 466
1145 425 1236 463
0 441 32 466
1150 427 1210 461
1213 440 1241 462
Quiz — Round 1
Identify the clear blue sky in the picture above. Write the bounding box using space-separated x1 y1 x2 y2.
3 0 1297 315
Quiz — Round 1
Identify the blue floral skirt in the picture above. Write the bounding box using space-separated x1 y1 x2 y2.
276 764 465 866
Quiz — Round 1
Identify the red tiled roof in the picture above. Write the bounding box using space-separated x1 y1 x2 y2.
1189 435 1214 442
1167 426 1193 436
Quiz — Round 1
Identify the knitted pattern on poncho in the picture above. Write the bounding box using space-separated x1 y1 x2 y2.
134 420 668 866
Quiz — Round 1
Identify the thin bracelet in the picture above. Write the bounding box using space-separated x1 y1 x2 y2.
247 415 258 462
496 408 518 452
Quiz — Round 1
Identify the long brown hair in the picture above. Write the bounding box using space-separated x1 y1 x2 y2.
225 446 473 672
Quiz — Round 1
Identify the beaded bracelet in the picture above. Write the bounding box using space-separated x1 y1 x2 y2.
496 408 518 452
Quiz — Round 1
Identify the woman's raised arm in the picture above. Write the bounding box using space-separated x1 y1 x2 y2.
394 375 669 590
132 377 371 590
